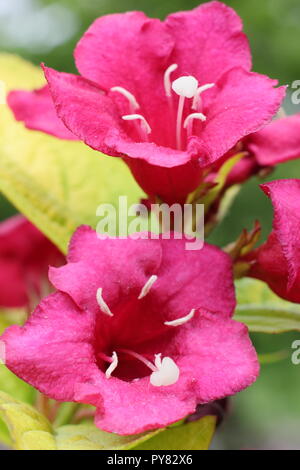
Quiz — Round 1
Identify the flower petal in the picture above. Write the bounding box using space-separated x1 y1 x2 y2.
50 227 235 320
1 292 98 401
248 179 300 302
74 11 174 146
247 114 300 166
166 1 252 83
175 311 259 404
7 85 78 140
0 215 63 308
76 311 258 434
155 238 236 319
123 156 203 205
49 226 163 315
43 65 128 156
190 68 286 166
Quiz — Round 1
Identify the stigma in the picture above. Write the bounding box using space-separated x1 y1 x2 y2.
172 76 199 99
150 354 180 387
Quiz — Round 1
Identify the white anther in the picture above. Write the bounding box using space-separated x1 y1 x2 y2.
122 114 152 134
183 113 206 129
138 275 158 299
150 356 180 387
172 76 199 99
110 86 140 110
164 309 195 327
192 83 215 110
96 288 114 317
105 352 118 379
164 64 178 97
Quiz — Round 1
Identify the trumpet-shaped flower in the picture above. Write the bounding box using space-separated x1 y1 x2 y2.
0 215 63 308
1 227 259 434
8 2 285 204
246 180 300 302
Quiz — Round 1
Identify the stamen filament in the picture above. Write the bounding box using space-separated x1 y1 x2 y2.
96 288 114 317
122 114 152 141
164 64 178 97
164 309 195 327
184 113 206 128
192 83 215 110
138 275 158 299
176 95 185 150
184 113 206 139
118 348 157 372
105 351 118 379
163 64 178 146
110 86 140 111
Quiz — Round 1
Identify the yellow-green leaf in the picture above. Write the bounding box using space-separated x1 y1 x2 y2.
234 278 300 333
0 309 35 446
202 152 245 210
0 309 26 335
0 53 143 254
0 389 216 451
134 416 216 450
0 391 56 450
55 423 162 451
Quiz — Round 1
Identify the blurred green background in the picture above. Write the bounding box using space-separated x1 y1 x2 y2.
0 0 299 449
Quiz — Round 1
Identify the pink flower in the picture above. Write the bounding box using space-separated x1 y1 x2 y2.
0 215 63 308
8 2 285 204
246 113 300 168
1 227 259 434
223 113 300 186
246 179 300 302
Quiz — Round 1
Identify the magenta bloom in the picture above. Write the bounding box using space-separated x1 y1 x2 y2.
246 113 300 168
1 227 258 434
0 215 63 308
247 180 300 302
8 2 285 204
209 112 300 188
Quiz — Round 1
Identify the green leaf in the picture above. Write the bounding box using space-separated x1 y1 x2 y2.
258 350 289 365
234 278 300 333
134 416 216 450
202 152 245 209
0 308 36 445
0 391 56 450
0 367 36 446
0 54 142 254
0 311 34 403
0 389 216 450
55 423 162 451
0 309 26 335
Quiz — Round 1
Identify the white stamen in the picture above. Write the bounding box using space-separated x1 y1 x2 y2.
118 348 157 372
115 349 180 387
172 75 198 150
150 356 180 387
172 76 199 99
110 86 140 110
96 288 114 317
154 353 162 368
164 64 178 97
183 113 206 129
164 309 195 327
122 114 152 134
138 275 158 299
105 351 118 378
192 83 215 110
